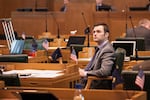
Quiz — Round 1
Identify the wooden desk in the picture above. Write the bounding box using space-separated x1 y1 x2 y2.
0 87 147 100
28 56 48 63
0 63 80 88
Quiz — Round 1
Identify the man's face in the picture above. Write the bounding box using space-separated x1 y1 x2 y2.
96 0 103 4
92 25 108 43
64 0 69 4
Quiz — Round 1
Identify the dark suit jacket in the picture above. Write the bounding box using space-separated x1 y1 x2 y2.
126 26 150 50
86 41 115 89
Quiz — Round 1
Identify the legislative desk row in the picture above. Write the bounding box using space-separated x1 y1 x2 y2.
11 11 150 41
0 87 146 100
0 63 80 88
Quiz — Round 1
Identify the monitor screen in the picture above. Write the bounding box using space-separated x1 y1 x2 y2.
115 37 145 51
129 7 147 11
96 6 111 11
0 54 28 63
111 41 136 57
66 36 86 47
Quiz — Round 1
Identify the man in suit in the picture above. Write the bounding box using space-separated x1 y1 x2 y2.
79 23 115 89
60 0 70 12
126 18 150 50
95 0 112 11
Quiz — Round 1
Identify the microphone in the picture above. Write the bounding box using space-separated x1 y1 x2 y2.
129 16 138 61
51 13 60 38
123 0 128 34
45 13 48 32
81 12 90 47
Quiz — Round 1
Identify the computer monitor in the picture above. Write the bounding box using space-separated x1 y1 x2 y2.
129 7 147 11
97 6 112 11
10 40 25 54
66 36 86 47
111 41 136 57
23 39 46 50
115 37 145 51
0 54 28 63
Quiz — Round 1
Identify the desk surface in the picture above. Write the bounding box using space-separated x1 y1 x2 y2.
3 69 64 78
0 63 80 88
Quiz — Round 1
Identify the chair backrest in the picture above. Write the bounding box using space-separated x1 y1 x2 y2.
114 48 125 74
19 91 58 100
0 74 20 86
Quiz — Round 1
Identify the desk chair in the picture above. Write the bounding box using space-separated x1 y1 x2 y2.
84 48 125 89
19 91 58 100
0 74 20 86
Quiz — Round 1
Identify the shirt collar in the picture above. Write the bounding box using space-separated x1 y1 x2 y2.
97 40 108 49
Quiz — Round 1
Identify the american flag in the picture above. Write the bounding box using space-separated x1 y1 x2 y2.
42 39 49 50
70 48 78 62
135 68 145 90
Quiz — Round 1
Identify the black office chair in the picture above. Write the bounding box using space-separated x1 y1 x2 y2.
84 48 125 89
19 91 58 100
0 74 20 86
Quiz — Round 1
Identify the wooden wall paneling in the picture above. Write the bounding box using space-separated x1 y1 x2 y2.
47 12 66 37
11 11 66 38
12 12 46 38
109 12 127 41
53 0 64 11
65 3 94 36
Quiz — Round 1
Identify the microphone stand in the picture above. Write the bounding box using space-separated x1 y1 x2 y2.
45 12 48 32
129 16 138 61
124 0 128 34
51 13 60 39
35 0 37 10
81 12 90 47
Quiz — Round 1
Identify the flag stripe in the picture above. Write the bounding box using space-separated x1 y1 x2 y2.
42 39 49 50
135 69 145 90
70 48 78 62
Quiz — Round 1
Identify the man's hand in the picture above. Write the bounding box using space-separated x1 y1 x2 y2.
79 68 87 77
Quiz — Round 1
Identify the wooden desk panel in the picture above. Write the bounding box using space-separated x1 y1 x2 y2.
0 88 147 100
0 63 80 88
11 11 66 38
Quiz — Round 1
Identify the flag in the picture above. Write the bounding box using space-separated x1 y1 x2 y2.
51 48 62 61
42 39 49 50
135 68 145 90
70 48 78 62
112 68 123 89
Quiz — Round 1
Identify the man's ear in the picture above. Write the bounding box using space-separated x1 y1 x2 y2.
105 32 109 38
